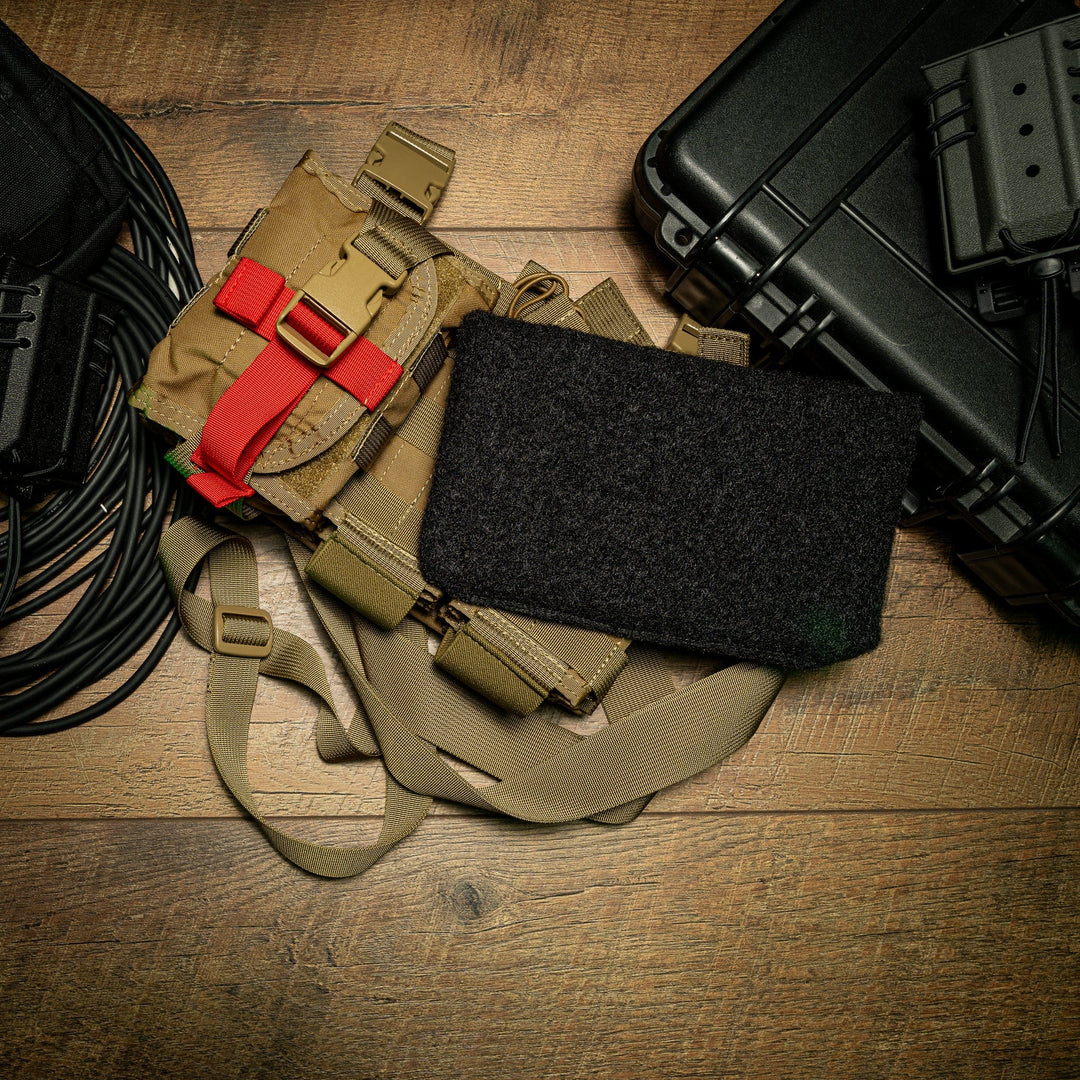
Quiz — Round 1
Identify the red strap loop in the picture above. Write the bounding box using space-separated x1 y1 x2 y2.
187 257 402 508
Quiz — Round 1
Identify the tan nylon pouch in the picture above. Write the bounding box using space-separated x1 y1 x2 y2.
133 130 633 716
150 127 785 879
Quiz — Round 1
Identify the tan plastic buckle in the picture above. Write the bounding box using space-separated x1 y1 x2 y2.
276 240 407 368
666 312 705 355
359 125 451 224
213 605 274 659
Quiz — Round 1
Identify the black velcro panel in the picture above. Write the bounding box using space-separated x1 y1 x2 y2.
418 312 922 669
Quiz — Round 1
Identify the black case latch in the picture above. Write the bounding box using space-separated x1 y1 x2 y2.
0 257 115 500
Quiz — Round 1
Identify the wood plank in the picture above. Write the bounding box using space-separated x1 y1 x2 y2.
1 516 1075 820
0 812 1076 1080
1 225 1074 820
4 0 781 230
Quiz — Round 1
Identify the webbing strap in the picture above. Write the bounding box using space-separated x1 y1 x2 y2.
157 516 784 876
576 277 653 347
294 531 781 823
159 517 431 878
697 326 751 366
189 257 402 508
301 532 782 823
352 201 452 280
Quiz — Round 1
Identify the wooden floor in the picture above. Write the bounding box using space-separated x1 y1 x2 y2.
2 2 1079 1077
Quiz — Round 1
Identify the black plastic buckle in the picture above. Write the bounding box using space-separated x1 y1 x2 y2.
974 276 1032 323
0 257 116 499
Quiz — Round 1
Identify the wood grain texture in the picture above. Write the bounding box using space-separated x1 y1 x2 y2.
0 2 1077 1075
1 812 1077 1080
3 0 780 230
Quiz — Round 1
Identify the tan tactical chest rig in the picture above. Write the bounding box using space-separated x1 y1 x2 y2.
137 125 784 877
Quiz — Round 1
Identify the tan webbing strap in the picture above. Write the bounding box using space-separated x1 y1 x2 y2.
289 535 784 825
159 516 783 876
667 313 751 366
159 517 431 878
352 200 452 281
436 604 630 716
308 355 453 629
575 277 654 347
697 326 751 366
288 537 648 824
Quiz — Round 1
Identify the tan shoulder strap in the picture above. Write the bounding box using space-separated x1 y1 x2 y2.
159 516 783 876
159 518 430 878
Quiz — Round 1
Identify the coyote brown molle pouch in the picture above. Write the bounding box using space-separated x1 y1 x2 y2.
143 126 789 880
132 127 636 716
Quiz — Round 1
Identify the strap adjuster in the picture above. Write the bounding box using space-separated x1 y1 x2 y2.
359 125 452 224
213 604 274 659
276 240 406 368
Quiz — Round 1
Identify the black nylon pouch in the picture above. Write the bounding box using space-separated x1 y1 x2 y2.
419 312 922 669
0 19 126 276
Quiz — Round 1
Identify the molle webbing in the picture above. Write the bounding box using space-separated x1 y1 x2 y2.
353 199 452 278
151 125 787 878
308 261 652 717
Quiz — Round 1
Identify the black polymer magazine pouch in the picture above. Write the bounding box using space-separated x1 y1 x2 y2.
0 19 126 276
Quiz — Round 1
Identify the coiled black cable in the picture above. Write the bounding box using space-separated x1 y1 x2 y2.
0 73 203 735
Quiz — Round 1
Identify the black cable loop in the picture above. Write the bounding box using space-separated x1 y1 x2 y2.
0 72 204 734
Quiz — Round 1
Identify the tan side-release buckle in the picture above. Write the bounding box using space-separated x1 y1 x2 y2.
213 605 274 659
276 240 407 368
667 312 705 354
360 125 452 224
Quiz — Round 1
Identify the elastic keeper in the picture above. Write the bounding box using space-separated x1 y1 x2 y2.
306 530 419 630
435 626 546 717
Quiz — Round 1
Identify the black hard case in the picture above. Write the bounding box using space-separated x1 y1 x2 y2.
634 0 1080 626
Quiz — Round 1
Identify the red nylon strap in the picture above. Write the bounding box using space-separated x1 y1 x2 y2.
188 257 402 507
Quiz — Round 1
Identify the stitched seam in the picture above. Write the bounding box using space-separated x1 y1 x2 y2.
259 378 332 466
343 515 424 576
454 628 545 697
348 276 441 466
472 608 567 684
384 261 436 360
587 640 625 686
336 542 416 603
373 434 409 484
140 391 204 442
257 398 364 470
214 232 325 384
474 609 564 679
249 474 315 520
389 475 431 541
